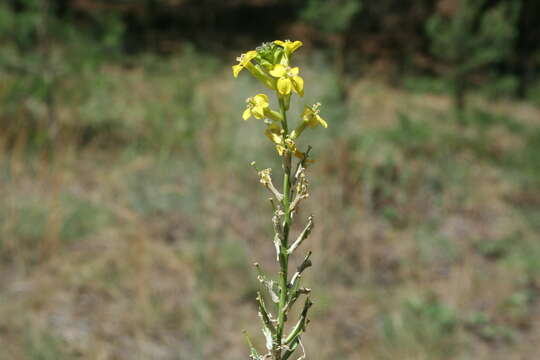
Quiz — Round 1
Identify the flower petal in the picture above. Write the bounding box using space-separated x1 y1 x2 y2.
274 40 303 56
252 105 265 119
290 67 299 76
242 50 258 65
275 144 286 156
253 94 269 106
232 65 243 78
265 129 283 144
242 108 252 120
301 106 312 122
317 115 328 128
292 76 304 96
289 41 303 54
269 64 286 78
284 138 297 153
277 78 292 95
307 118 319 128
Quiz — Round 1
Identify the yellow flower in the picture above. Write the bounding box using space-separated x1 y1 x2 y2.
264 122 284 145
264 124 304 157
274 40 303 57
269 64 304 96
291 103 327 139
243 94 270 120
258 168 272 186
264 123 288 155
285 138 306 159
302 103 327 128
232 50 257 78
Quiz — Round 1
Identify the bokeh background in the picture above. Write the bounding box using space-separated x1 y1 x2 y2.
1 0 540 359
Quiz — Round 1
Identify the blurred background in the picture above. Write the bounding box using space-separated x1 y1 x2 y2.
1 0 539 359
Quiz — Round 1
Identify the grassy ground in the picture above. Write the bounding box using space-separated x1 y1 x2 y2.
1 50 539 359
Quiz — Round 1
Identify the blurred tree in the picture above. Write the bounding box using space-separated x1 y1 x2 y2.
351 0 435 77
426 0 520 113
513 0 540 99
0 0 124 144
300 0 362 99
301 0 361 34
0 0 58 139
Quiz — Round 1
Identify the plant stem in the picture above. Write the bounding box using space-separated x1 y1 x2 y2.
275 96 292 359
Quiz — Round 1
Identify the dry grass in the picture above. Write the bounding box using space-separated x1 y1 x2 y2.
1 57 539 359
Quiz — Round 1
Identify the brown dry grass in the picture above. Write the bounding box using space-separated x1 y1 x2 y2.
1 61 539 359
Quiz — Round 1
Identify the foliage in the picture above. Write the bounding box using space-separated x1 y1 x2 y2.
300 0 362 34
0 1 539 359
0 0 124 142
426 0 520 110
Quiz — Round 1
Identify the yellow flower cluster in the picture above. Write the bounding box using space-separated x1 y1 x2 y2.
232 40 327 157
270 65 304 96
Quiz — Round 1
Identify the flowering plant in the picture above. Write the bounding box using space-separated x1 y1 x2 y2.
233 40 327 360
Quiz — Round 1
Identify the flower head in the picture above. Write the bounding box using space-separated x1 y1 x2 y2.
258 168 272 186
256 42 281 67
232 50 257 78
302 103 327 128
264 124 304 158
285 138 306 159
274 40 303 57
243 94 270 120
264 122 284 146
269 64 304 96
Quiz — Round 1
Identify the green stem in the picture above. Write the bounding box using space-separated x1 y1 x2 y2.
278 97 289 133
275 96 292 360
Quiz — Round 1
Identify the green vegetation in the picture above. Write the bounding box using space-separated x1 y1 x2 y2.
426 0 520 112
0 0 539 359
